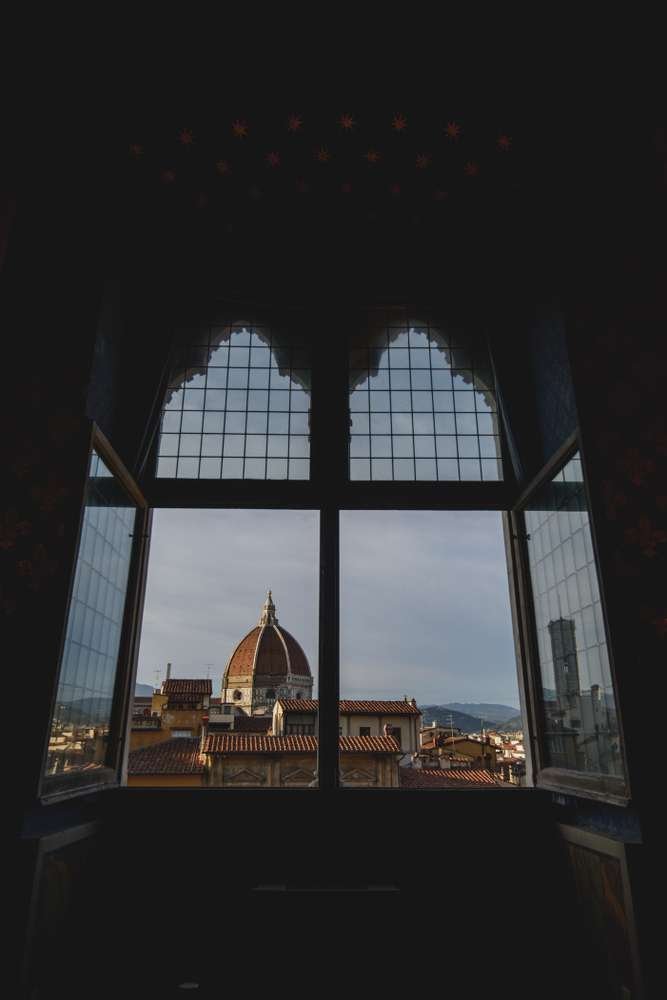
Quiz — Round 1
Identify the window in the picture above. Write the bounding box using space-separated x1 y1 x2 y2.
43 434 146 798
349 309 502 482
513 444 626 800
156 321 311 481
359 727 371 737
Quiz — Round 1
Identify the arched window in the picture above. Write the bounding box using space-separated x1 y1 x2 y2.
233 690 243 701
156 315 311 481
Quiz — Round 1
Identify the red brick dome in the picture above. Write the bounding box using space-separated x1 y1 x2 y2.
223 593 311 682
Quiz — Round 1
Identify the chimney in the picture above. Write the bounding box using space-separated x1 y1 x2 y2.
166 662 172 681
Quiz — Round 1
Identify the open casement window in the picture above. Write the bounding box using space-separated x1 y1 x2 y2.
508 434 629 804
41 427 149 801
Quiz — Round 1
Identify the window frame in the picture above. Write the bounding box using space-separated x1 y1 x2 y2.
508 431 630 805
130 319 527 793
40 424 150 804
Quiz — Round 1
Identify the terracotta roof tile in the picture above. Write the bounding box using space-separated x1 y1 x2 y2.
202 735 400 754
399 768 503 788
162 679 212 696
127 738 205 775
276 699 421 716
225 625 311 679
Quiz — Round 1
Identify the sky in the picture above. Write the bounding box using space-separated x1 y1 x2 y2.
137 508 520 709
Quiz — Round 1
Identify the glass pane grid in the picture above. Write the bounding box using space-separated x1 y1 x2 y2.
524 453 624 778
350 322 502 482
45 450 137 781
158 326 311 480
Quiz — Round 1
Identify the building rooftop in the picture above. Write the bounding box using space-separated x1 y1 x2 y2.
128 738 205 775
162 678 212 696
202 734 401 754
276 699 421 716
400 768 504 788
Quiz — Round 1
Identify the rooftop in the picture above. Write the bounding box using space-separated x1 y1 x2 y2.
276 699 421 716
162 678 212 696
202 734 401 754
128 738 205 775
400 768 504 788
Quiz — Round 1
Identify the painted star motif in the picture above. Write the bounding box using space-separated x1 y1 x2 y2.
464 161 480 176
315 147 331 162
267 151 281 167
161 169 176 184
364 149 381 163
338 113 356 130
232 119 249 138
216 159 231 175
416 153 431 169
129 143 144 158
392 113 407 132
497 134 512 151
287 114 303 133
445 122 462 140
178 128 194 145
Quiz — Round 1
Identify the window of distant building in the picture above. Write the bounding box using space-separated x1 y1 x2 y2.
359 727 371 737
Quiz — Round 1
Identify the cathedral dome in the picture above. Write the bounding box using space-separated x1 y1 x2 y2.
223 592 312 682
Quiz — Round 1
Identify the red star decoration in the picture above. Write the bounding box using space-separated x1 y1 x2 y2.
161 169 176 184
232 120 249 138
392 113 407 132
364 149 381 163
416 153 431 169
497 135 512 151
389 182 401 196
338 113 356 130
216 160 231 175
267 151 281 168
341 181 353 193
287 114 303 133
315 147 331 162
445 122 462 140
129 143 144 158
464 161 480 176
178 129 194 145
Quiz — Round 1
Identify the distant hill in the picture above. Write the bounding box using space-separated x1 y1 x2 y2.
420 705 524 734
420 705 498 734
442 703 520 725
135 682 154 697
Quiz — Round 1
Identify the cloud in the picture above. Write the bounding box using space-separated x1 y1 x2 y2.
138 509 519 707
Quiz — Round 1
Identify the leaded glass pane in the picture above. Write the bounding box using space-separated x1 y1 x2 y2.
157 325 311 480
349 315 502 482
524 453 624 778
44 450 137 787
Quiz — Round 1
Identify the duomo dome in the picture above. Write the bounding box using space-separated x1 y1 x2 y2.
221 592 313 714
